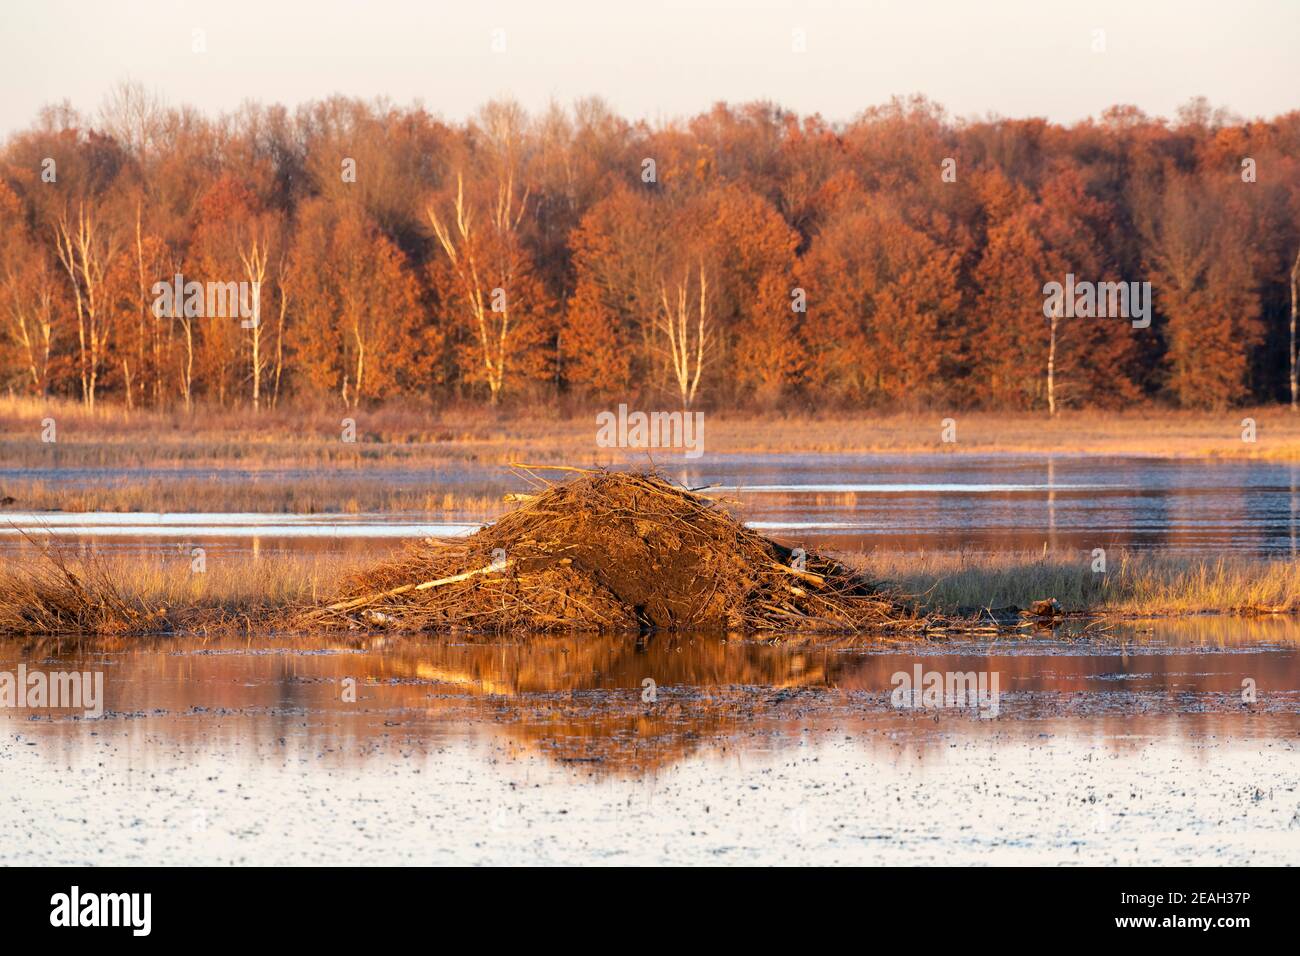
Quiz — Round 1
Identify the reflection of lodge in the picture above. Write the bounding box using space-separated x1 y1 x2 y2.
347 635 847 771
5 622 1299 773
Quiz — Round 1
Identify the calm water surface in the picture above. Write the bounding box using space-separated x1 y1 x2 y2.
3 454 1299 558
2 618 1297 865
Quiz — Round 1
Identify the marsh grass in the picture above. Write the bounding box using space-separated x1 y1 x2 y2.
863 549 1300 616
4 396 1299 472
0 544 360 635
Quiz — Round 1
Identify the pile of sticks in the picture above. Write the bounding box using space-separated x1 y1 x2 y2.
298 467 923 635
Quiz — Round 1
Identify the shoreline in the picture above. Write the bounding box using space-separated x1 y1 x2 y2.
4 398 1300 461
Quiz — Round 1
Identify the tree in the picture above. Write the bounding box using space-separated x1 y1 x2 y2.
0 198 57 395
562 187 664 399
1139 172 1262 408
800 188 960 407
53 203 121 410
563 183 799 407
656 259 709 409
287 200 422 407
427 172 551 403
1291 246 1299 410
0 93 1297 415
191 175 286 410
697 185 801 406
972 165 1138 412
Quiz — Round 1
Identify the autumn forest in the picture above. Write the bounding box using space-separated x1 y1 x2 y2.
2 87 1299 415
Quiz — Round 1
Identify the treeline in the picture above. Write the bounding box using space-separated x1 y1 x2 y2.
1 85 1298 413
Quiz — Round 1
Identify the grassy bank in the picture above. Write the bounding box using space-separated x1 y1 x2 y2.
2 545 1295 636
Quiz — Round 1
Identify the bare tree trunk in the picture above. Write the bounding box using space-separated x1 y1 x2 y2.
134 202 148 410
9 299 39 391
352 326 365 409
658 261 709 408
179 317 194 412
273 274 286 408
428 171 528 404
38 286 53 395
54 218 89 406
237 240 268 413
1047 310 1058 417
54 206 116 412
1290 247 1299 411
251 318 261 411
152 298 163 407
3 269 54 394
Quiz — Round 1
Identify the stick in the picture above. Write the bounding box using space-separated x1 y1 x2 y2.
319 560 513 613
768 562 828 587
508 462 601 475
413 561 513 591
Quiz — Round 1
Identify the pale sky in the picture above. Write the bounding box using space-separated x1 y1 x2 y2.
2 0 1297 136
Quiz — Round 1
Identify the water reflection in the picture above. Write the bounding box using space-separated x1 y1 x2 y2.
4 621 1297 774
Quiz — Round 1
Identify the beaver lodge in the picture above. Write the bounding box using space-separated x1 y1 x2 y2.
301 469 922 635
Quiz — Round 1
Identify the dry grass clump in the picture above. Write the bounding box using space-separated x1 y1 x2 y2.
300 469 917 635
0 541 356 636
867 549 1300 616
0 541 165 635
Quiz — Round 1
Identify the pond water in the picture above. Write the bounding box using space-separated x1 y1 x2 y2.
3 454 1299 558
2 618 1298 865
